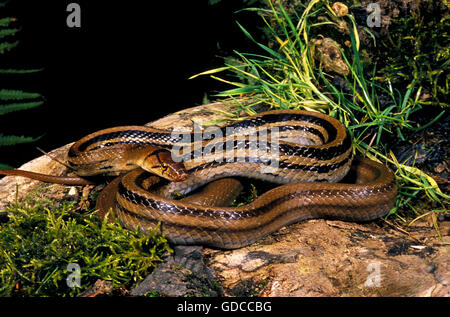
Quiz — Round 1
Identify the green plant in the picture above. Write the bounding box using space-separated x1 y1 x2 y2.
376 0 449 106
0 188 172 296
192 0 449 220
0 5 44 169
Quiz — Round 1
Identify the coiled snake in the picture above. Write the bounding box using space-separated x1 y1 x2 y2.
0 110 397 249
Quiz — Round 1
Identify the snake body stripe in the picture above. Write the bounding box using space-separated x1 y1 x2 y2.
186 155 351 174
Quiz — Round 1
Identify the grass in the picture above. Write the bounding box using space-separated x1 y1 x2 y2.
0 187 172 296
192 0 449 221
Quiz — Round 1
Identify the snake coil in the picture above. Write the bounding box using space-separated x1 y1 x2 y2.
0 110 397 249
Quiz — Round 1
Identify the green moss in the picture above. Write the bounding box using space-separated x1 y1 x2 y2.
144 290 161 297
376 0 449 106
230 183 258 207
0 193 172 297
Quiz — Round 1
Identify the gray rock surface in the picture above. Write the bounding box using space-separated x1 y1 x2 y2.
131 246 220 297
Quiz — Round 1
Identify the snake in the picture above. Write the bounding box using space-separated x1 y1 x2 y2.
0 110 397 249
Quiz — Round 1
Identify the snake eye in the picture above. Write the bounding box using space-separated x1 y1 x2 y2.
143 148 188 181
151 162 169 173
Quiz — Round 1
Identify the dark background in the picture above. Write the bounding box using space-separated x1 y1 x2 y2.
0 0 261 167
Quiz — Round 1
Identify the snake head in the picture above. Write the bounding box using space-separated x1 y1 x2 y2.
142 148 188 182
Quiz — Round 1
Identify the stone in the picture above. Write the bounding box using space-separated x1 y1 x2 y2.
204 219 449 297
130 246 221 297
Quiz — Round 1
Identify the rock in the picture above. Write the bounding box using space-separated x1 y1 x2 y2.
0 144 73 210
205 219 449 297
77 279 129 297
78 279 114 297
130 246 221 297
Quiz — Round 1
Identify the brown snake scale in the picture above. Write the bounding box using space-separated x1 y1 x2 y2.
0 110 397 249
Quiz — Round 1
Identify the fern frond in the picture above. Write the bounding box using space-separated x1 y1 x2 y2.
0 163 13 169
0 134 40 146
0 68 43 74
0 6 43 164
0 101 43 115
0 28 19 39
0 89 42 101
0 40 18 53
0 17 15 27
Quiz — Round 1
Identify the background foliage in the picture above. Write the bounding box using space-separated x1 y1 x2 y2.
0 3 43 169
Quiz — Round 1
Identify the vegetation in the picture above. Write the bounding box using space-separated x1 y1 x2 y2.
193 0 449 223
376 0 449 107
0 3 44 169
0 188 172 296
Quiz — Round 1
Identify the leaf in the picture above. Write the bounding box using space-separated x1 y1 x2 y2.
0 163 13 169
0 101 44 115
412 110 445 131
390 150 444 196
0 28 19 39
0 134 41 146
0 89 42 101
0 40 18 53
0 17 16 27
0 68 43 74
188 66 229 80
214 85 262 97
236 21 284 60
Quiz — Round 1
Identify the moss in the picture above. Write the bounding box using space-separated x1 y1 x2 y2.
375 0 449 106
144 290 161 297
0 193 172 296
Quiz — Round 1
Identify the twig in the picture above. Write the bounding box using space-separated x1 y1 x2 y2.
36 147 71 169
364 133 377 158
381 219 425 245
